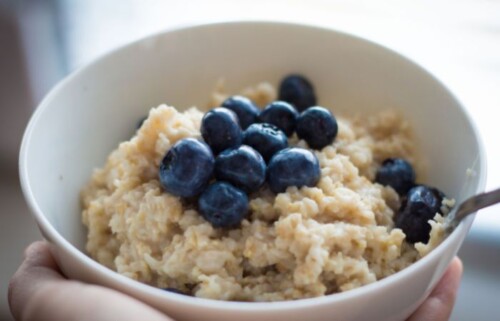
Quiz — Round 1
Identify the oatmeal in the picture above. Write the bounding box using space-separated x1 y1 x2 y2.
81 81 449 301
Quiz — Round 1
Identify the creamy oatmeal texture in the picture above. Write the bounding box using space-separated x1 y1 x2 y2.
81 82 446 301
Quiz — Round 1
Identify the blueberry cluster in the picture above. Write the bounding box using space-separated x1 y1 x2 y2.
375 158 448 244
158 74 337 229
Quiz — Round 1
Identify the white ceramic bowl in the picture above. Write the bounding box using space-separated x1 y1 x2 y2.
20 21 486 321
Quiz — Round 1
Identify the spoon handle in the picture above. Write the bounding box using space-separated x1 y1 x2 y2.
453 187 500 224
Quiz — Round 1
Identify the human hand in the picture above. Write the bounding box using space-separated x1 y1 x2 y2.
407 256 463 321
8 241 174 321
8 241 463 321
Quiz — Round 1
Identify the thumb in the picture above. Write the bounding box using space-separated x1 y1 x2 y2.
9 241 175 321
8 241 66 320
407 257 463 321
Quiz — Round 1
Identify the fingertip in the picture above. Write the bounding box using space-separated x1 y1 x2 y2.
23 241 59 271
451 257 463 276
24 241 50 259
407 257 464 321
436 257 463 298
9 241 65 320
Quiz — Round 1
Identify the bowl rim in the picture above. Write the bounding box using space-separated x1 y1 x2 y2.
19 19 488 311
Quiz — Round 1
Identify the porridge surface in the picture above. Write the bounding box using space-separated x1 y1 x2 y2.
81 82 445 301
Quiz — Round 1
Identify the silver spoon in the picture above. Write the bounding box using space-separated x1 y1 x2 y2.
444 187 500 232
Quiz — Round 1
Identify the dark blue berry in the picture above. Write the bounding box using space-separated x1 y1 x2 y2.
296 106 338 150
159 138 214 198
267 147 321 193
221 95 260 129
376 158 416 195
278 74 317 112
258 101 299 136
428 186 446 203
243 123 288 162
201 107 243 154
396 185 442 244
198 182 249 228
410 184 447 212
215 145 266 193
430 187 446 204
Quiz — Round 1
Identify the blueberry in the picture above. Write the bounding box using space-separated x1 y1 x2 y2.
295 106 338 150
243 123 288 162
221 95 260 129
267 147 321 193
259 101 299 136
409 184 447 210
201 107 243 154
198 182 249 228
278 74 317 112
427 185 446 203
159 138 215 198
396 185 442 244
376 158 416 195
215 145 266 193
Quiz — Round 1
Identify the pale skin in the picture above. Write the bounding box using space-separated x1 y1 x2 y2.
9 241 463 321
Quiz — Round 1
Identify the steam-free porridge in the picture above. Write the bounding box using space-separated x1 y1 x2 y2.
81 81 449 301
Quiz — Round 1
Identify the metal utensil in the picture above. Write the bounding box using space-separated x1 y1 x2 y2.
444 187 500 232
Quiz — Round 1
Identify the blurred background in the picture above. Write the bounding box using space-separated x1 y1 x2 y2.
0 0 499 320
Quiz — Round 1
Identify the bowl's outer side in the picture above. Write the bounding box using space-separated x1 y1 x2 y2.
48 220 471 321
